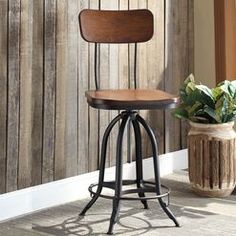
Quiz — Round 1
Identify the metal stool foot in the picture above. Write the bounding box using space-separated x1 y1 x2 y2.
107 199 121 235
141 199 149 209
158 198 180 227
79 194 100 216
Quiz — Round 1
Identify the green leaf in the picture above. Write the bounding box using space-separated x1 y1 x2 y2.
172 106 188 120
195 85 215 108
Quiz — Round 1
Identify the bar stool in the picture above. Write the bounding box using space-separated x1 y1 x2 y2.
78 9 180 235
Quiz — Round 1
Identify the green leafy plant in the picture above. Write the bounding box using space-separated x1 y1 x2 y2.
173 74 236 124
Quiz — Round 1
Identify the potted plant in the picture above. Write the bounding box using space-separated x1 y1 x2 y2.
173 74 236 197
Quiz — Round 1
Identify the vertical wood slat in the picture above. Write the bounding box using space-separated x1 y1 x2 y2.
18 0 33 189
65 0 78 177
137 0 149 159
0 0 8 193
99 0 111 168
229 138 235 187
181 0 194 149
54 0 67 180
195 137 203 187
128 0 138 163
188 136 195 184
119 0 129 164
203 139 210 188
165 0 190 152
211 139 220 188
88 0 99 172
31 0 44 186
78 0 89 175
43 0 57 183
146 0 165 156
109 0 119 167
7 0 21 192
126 0 141 161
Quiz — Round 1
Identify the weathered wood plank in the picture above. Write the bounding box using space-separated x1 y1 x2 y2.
0 0 8 193
88 0 99 172
65 0 79 177
31 0 44 186
212 139 220 188
42 0 56 183
54 0 67 180
18 0 33 189
165 0 189 152
229 139 235 188
119 0 129 164
108 0 119 167
203 139 210 188
146 0 165 156
99 0 111 168
196 138 203 187
128 0 138 163
180 0 194 149
188 136 195 184
137 0 149 159
78 0 89 175
6 0 21 192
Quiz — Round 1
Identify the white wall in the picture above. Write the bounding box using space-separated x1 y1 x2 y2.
194 0 216 87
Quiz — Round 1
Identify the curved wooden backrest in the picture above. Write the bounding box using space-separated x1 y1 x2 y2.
79 9 154 43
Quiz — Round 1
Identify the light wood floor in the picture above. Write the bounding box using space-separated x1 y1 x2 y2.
0 171 236 236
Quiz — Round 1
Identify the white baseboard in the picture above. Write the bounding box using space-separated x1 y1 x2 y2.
0 149 187 222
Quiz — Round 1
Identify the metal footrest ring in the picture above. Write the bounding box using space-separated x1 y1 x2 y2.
88 180 170 203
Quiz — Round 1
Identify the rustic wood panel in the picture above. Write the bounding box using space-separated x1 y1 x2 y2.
146 0 165 156
78 0 89 175
54 0 67 180
119 0 129 164
99 0 111 168
6 0 21 192
18 0 33 189
165 0 191 152
108 0 119 167
0 0 8 193
88 0 99 172
31 0 44 186
42 0 56 183
65 0 79 177
137 0 149 160
0 0 193 193
129 0 139 163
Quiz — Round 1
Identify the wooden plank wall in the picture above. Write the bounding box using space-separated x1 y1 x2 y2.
0 0 193 194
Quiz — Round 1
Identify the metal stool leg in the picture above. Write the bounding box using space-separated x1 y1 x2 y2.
80 114 122 216
132 117 149 209
107 114 129 235
137 114 180 227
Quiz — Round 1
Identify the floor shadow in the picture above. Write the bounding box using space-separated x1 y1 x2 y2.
32 212 176 236
28 172 236 235
32 195 220 236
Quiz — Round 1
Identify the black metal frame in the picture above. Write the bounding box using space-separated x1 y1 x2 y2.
80 111 180 235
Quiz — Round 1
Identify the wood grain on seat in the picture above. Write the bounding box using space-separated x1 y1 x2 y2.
86 89 179 110
79 9 153 43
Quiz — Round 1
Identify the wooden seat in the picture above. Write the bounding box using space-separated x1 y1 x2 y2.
86 89 179 110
